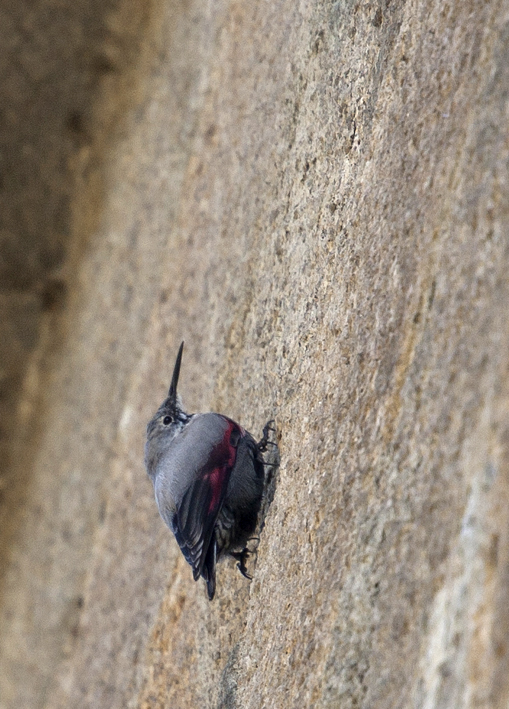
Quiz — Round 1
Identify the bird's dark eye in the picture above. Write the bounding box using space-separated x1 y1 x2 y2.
163 415 172 425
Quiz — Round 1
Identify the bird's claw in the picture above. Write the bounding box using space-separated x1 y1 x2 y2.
230 548 252 579
258 419 277 452
237 563 252 580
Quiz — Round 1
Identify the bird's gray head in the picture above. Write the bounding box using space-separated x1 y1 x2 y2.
145 341 192 476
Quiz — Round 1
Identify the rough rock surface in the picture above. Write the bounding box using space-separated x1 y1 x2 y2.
1 0 509 708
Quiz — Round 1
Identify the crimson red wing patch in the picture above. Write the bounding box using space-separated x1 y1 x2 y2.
175 419 242 579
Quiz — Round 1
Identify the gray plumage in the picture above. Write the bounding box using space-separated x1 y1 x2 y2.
145 342 270 600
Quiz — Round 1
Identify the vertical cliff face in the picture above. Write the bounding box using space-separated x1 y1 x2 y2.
1 1 509 707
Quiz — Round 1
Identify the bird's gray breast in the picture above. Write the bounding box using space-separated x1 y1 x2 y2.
153 413 232 520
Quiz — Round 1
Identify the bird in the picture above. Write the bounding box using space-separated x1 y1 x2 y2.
145 342 273 600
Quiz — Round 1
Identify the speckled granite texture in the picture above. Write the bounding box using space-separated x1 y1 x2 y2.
1 1 509 707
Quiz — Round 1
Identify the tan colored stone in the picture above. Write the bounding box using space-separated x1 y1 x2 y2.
1 0 509 707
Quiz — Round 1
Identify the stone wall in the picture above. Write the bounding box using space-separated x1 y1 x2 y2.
1 1 509 707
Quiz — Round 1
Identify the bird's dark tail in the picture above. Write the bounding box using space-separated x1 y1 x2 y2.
203 537 217 600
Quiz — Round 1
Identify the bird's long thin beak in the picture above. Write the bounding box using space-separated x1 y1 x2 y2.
168 341 184 404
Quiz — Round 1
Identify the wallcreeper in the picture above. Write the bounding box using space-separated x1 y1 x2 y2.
145 342 273 600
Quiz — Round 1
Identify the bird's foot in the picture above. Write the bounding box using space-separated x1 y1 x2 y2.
258 419 277 452
230 548 252 579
